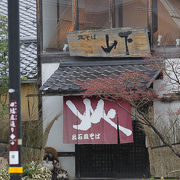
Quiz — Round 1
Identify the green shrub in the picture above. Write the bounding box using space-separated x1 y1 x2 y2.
0 161 52 180
0 168 9 180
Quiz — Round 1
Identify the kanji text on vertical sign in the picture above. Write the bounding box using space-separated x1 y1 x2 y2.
63 96 133 144
9 100 19 164
8 0 23 178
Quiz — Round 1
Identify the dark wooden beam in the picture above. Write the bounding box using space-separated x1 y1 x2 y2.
72 0 79 30
118 0 123 27
109 0 116 28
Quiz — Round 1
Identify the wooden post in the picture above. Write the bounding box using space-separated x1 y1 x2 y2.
112 0 116 28
118 0 123 27
57 0 60 23
72 0 79 30
109 0 116 28
8 0 22 179
109 0 113 28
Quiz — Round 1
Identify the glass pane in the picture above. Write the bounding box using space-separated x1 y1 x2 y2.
57 0 73 50
78 0 110 30
123 0 148 27
42 0 58 51
42 0 72 51
153 0 180 46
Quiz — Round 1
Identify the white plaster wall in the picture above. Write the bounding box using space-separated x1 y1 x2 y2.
153 58 180 97
154 100 180 125
153 58 180 142
153 58 180 120
42 63 75 177
42 0 57 50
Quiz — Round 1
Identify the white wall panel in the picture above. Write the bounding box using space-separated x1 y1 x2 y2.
42 63 75 177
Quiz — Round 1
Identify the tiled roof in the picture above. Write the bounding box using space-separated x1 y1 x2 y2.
40 57 160 95
0 0 37 37
0 41 37 80
0 0 37 80
20 41 37 79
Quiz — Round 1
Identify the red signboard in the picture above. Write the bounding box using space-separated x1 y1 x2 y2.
9 100 18 151
63 96 133 144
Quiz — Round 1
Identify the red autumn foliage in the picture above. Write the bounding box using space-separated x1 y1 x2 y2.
77 71 157 106
75 64 180 158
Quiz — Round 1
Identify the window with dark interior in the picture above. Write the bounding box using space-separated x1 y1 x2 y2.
42 0 180 52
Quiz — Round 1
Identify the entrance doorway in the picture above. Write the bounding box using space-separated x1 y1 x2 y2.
75 121 150 178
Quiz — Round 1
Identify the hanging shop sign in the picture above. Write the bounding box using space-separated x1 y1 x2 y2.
63 96 133 144
67 27 150 57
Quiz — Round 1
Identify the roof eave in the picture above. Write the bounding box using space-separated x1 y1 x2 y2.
21 79 37 84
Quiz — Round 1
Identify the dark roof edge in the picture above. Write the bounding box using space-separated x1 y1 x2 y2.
147 70 161 88
40 90 83 96
21 79 37 84
60 57 156 67
20 37 37 43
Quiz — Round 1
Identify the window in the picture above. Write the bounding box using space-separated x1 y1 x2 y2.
78 0 110 30
42 0 72 51
121 0 148 28
153 0 180 46
42 0 150 51
77 0 148 30
57 0 73 50
42 0 180 52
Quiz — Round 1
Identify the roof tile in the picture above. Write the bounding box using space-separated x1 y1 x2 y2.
0 0 37 80
40 58 160 95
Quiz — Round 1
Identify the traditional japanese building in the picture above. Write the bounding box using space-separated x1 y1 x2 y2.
0 0 38 122
38 0 180 178
0 0 39 155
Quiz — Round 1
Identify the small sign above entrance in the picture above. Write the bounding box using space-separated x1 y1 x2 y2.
67 27 150 57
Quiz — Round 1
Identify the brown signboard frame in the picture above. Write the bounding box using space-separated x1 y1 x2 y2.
67 27 150 57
